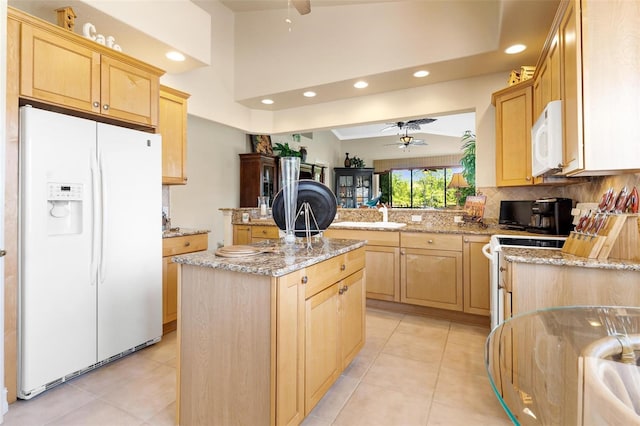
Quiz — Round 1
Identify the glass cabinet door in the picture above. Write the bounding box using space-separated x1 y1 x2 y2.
334 168 373 208
261 163 276 206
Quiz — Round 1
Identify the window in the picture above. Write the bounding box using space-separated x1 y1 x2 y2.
382 167 462 208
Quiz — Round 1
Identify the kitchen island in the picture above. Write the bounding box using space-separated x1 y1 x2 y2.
172 238 366 426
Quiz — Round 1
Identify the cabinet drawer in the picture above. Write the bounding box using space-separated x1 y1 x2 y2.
400 233 462 251
163 233 208 257
323 229 399 246
250 225 279 239
305 247 365 299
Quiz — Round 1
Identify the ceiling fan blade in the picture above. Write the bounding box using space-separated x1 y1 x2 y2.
381 123 402 132
292 0 311 15
408 118 437 125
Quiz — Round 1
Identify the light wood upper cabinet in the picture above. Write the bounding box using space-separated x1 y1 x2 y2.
537 0 640 176
14 8 163 128
492 80 535 187
159 86 190 185
20 23 101 113
533 28 561 119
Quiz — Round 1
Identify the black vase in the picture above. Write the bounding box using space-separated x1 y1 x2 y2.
344 153 351 168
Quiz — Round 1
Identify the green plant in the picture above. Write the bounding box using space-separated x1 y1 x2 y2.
272 142 301 158
351 156 365 168
459 130 476 204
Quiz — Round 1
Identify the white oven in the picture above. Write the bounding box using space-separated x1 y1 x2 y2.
483 235 566 329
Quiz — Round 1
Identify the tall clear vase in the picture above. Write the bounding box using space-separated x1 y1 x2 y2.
280 157 300 244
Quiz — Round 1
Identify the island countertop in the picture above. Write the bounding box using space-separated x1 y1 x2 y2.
172 237 366 277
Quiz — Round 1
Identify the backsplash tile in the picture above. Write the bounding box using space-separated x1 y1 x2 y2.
479 172 640 219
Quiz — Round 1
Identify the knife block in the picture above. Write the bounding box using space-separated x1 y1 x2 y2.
561 214 640 260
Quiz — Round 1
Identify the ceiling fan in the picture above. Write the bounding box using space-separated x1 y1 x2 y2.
381 117 437 132
384 130 428 149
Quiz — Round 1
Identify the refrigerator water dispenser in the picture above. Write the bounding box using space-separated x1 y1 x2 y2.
47 182 83 235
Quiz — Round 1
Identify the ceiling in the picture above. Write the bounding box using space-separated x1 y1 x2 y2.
331 111 475 143
208 0 560 111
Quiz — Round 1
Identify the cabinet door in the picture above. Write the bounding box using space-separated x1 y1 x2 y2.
101 55 159 126
340 270 365 368
305 283 340 414
364 245 400 302
401 248 463 311
162 256 178 324
233 225 251 245
560 0 582 174
462 236 490 316
160 86 189 185
494 82 534 186
20 24 101 114
276 270 305 426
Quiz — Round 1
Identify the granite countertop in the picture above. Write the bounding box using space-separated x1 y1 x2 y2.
501 247 640 271
172 237 366 277
162 227 210 238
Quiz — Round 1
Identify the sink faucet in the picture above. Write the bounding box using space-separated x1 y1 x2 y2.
378 203 388 222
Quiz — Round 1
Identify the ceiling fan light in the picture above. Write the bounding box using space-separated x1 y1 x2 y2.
400 135 413 143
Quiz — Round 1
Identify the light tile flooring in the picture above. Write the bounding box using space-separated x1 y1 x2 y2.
4 309 511 426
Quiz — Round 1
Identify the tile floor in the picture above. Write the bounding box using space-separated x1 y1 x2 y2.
4 308 511 426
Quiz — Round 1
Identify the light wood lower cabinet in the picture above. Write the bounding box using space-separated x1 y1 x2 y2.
233 224 280 244
161 233 207 333
400 233 463 311
305 268 365 415
177 247 365 425
323 229 400 301
462 235 490 316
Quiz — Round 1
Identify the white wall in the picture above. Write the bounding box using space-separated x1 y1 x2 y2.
169 115 248 249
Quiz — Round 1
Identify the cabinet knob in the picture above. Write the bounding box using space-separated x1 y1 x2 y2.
184 241 191 247
499 266 507 272
339 287 344 295
343 285 349 293
427 239 434 244
103 104 109 111
93 101 100 108
301 276 308 284
464 238 469 243
340 264 346 271
526 176 531 181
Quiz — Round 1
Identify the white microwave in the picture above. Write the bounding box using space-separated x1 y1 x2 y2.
531 100 563 177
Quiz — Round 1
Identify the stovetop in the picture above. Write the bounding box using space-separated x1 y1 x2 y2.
496 236 566 249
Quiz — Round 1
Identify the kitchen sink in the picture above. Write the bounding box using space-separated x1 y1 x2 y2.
330 221 407 229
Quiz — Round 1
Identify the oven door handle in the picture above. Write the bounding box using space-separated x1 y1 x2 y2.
482 243 493 260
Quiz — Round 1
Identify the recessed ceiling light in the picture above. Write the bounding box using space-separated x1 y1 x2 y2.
166 51 186 62
261 99 274 105
303 91 316 98
354 81 368 89
505 44 526 54
413 70 430 78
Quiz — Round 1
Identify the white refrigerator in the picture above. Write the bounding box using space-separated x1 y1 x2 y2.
18 106 162 399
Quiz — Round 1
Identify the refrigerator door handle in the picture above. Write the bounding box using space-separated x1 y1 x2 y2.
90 152 100 285
98 153 108 283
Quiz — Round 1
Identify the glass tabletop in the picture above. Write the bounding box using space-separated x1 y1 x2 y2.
485 306 640 425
